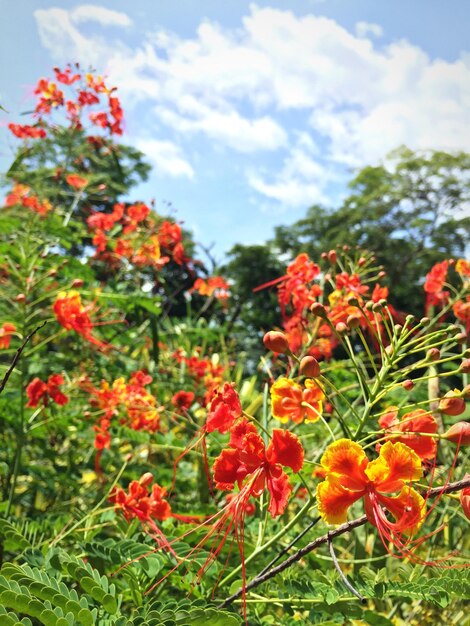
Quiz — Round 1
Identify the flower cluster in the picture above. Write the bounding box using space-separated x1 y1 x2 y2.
87 203 188 270
26 374 68 408
84 370 161 459
53 290 111 350
5 184 52 216
260 250 394 360
172 349 226 407
190 276 230 301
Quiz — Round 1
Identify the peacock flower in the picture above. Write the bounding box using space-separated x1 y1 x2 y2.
53 290 110 350
0 322 16 349
213 421 304 517
378 407 438 461
26 374 68 408
316 439 426 543
271 377 324 424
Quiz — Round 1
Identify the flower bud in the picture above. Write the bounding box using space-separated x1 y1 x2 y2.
426 348 440 361
15 293 26 303
378 271 386 279
335 322 348 334
310 303 328 319
394 324 403 334
342 245 349 251
347 296 359 307
327 250 337 264
71 278 84 288
48 269 57 277
263 331 290 354
365 300 374 311
347 315 360 329
438 389 466 416
321 252 328 260
460 476 470 520
139 472 154 487
300 356 321 378
372 302 383 312
442 422 470 446
402 379 414 391
358 257 366 267
455 332 467 345
461 359 470 374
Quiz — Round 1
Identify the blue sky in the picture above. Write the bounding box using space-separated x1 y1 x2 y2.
1 1 470 262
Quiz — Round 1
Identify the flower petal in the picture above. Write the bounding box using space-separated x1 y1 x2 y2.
320 439 368 491
213 449 243 490
271 378 303 424
266 429 304 473
366 441 422 493
266 467 292 517
316 479 364 524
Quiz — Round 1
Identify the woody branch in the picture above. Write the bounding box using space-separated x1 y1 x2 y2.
218 476 470 608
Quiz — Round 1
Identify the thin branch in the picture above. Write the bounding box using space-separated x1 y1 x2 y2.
328 533 366 602
0 321 47 395
218 477 470 608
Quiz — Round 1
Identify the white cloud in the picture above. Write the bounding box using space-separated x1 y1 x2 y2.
355 21 383 38
136 138 194 179
71 5 132 28
34 4 470 207
248 134 333 207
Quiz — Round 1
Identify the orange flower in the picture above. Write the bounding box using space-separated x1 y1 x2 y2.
316 439 425 541
8 123 46 139
53 290 109 350
271 377 324 424
0 322 16 349
132 235 166 267
66 174 88 189
378 407 438 461
455 259 470 278
191 276 230 300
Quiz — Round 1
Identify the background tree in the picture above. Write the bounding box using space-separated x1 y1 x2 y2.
226 147 470 351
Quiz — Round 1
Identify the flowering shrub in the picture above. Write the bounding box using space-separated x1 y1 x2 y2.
0 67 469 626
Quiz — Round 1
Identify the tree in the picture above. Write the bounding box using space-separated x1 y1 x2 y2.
273 147 470 313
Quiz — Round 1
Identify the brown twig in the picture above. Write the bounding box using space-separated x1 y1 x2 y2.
0 321 47 394
218 477 470 608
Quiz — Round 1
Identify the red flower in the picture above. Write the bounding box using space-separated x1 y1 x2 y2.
123 203 150 233
0 322 16 349
89 111 109 128
205 383 242 434
378 407 438 461
54 66 80 85
26 374 68 408
78 90 100 106
424 260 449 310
8 123 46 139
53 290 110 350
66 174 88 190
172 390 195 412
213 422 304 517
87 203 124 231
460 474 470 520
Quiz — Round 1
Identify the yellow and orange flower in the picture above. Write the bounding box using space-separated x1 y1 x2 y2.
316 439 425 538
271 377 324 424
